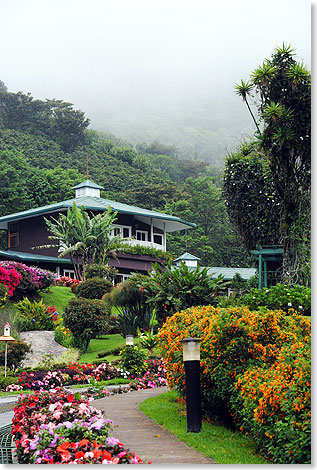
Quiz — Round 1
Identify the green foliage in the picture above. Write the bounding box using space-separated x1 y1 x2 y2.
0 373 19 390
113 310 139 337
0 283 8 308
131 261 225 324
75 277 113 300
116 244 174 262
14 298 55 331
85 264 118 282
0 91 90 151
120 345 148 375
239 284 311 315
104 279 152 330
0 340 31 370
223 141 281 251
63 298 111 351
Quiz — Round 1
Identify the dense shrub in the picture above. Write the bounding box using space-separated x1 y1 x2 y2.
63 298 111 351
158 306 311 463
0 340 32 370
120 346 148 375
232 341 311 464
240 284 311 315
75 277 113 299
0 262 55 298
14 298 56 331
85 264 118 282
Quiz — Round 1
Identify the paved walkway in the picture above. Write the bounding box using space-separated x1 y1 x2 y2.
93 387 215 465
19 331 67 367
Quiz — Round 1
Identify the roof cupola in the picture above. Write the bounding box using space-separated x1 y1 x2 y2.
72 180 104 198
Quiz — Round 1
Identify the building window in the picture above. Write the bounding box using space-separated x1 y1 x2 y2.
63 269 76 279
115 274 131 284
8 222 19 248
111 225 131 239
153 234 163 245
136 230 148 241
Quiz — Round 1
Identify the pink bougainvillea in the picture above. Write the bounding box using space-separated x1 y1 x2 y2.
0 265 21 295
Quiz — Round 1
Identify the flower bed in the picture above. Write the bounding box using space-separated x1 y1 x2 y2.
7 359 167 393
12 389 145 464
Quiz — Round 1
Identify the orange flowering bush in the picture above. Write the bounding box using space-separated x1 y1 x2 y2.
158 305 311 463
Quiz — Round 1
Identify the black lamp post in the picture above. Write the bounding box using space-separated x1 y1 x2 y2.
182 337 202 433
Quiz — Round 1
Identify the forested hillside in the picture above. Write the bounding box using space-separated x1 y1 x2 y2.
0 87 252 267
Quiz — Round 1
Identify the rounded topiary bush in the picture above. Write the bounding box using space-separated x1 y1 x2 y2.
85 264 118 282
75 277 113 299
63 298 111 350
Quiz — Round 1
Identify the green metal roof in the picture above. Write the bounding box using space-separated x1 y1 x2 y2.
72 180 104 190
207 267 256 280
174 252 201 262
0 250 71 264
0 196 196 232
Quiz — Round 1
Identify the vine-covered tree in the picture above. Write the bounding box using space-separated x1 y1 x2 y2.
223 141 281 251
233 44 311 284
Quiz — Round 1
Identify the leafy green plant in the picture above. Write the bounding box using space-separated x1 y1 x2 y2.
104 279 152 329
114 310 139 337
137 312 159 352
75 277 113 299
131 261 225 324
63 298 111 351
0 283 8 308
14 298 55 331
120 345 148 375
85 264 118 282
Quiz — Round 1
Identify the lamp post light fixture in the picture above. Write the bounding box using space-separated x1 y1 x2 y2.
125 335 134 346
0 322 15 378
182 337 202 433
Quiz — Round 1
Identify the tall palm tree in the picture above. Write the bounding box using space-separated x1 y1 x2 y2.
38 203 125 280
234 79 261 135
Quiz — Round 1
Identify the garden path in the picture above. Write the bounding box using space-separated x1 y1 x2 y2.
93 387 215 465
19 331 67 367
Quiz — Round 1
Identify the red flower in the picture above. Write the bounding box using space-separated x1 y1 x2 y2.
57 442 71 452
79 439 90 447
75 451 85 459
67 394 74 403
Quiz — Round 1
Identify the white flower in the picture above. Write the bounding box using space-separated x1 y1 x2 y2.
288 302 292 307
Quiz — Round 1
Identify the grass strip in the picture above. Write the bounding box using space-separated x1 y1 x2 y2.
139 390 269 465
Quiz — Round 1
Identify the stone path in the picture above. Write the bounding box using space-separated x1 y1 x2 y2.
19 331 67 367
93 387 215 465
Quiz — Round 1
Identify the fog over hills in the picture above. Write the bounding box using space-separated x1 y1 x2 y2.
0 0 310 163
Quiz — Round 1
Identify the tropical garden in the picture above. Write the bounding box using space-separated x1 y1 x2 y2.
0 44 311 464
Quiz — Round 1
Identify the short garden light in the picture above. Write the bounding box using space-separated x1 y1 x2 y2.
125 335 134 346
0 322 15 378
182 337 202 433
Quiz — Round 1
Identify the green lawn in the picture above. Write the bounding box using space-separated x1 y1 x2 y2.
139 390 269 465
40 285 75 313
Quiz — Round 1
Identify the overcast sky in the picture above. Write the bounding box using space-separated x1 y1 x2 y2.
0 0 311 131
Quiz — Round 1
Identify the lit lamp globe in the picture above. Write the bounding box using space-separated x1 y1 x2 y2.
182 337 201 362
125 335 134 346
